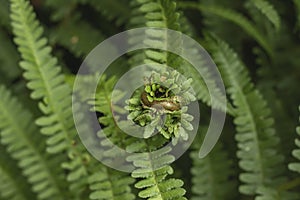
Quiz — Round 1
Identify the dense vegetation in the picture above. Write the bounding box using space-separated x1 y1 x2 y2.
0 0 300 199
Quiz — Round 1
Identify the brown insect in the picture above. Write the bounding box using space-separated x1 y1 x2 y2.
141 91 181 111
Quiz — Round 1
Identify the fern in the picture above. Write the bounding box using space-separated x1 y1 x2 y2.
190 132 237 200
10 0 90 195
178 16 235 114
250 0 281 31
127 144 187 200
206 34 297 199
87 76 136 200
0 85 66 200
0 145 36 200
125 1 190 199
88 165 135 200
179 2 273 56
289 106 300 173
0 0 299 199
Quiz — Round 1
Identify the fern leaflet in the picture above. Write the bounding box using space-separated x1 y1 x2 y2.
179 2 273 56
87 75 136 200
0 145 36 200
289 106 300 173
250 0 281 31
206 35 297 199
10 0 91 195
0 85 66 200
190 132 236 200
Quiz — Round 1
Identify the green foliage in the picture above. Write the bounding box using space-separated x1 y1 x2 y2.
190 137 236 200
206 34 297 199
127 144 187 200
126 70 195 140
0 145 36 200
88 75 136 200
179 2 272 55
0 85 66 200
0 0 300 200
250 0 281 31
9 0 91 196
289 107 300 173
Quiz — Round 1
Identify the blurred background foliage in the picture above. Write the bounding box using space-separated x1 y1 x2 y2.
0 0 300 200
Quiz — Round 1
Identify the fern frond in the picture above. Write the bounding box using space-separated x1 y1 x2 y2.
91 75 187 200
179 2 273 56
0 85 66 200
88 166 135 200
289 106 300 173
10 0 91 195
86 75 136 200
206 35 297 199
0 145 36 200
129 0 233 114
178 16 235 114
250 0 281 31
190 134 237 200
127 144 187 200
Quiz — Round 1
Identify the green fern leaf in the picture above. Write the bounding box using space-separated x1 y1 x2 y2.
178 16 235 114
190 133 236 200
9 0 91 195
289 106 300 173
0 145 36 200
179 2 273 56
127 144 187 200
87 75 136 200
206 35 297 199
250 0 281 31
129 0 233 114
88 166 135 200
0 85 66 200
